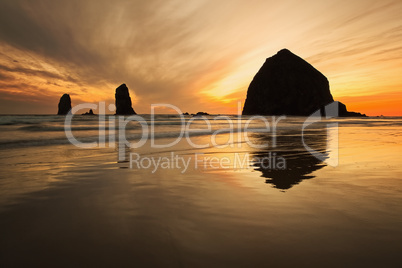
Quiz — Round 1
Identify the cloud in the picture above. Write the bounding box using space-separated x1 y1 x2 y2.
0 0 402 114
0 71 14 82
0 64 65 80
0 1 231 104
0 0 259 114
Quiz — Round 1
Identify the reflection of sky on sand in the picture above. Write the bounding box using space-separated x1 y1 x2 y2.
195 120 402 195
1 119 402 266
194 121 331 191
249 125 328 190
2 117 402 206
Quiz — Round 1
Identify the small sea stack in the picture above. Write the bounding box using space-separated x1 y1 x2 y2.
192 112 210 116
57 94 72 115
115 84 136 115
82 109 95 115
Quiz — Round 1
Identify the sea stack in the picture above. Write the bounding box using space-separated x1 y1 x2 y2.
243 49 333 116
115 84 136 115
242 49 364 116
57 94 72 115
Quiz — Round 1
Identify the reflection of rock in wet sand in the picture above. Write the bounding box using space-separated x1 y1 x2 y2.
251 125 328 190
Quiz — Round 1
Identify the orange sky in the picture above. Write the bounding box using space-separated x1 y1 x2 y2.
0 0 401 116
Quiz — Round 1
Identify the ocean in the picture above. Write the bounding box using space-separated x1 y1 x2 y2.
1 114 402 267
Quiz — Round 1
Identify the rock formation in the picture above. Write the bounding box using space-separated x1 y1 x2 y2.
82 109 95 115
57 94 72 115
192 112 210 116
242 49 365 117
115 84 136 115
336 101 366 117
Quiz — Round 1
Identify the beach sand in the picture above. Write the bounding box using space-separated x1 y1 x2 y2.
1 119 402 267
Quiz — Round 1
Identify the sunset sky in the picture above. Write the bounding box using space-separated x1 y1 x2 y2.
0 0 401 115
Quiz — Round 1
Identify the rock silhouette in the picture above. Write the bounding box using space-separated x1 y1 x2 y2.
242 49 364 116
82 109 95 115
57 94 71 115
192 112 210 116
336 101 366 117
115 84 136 115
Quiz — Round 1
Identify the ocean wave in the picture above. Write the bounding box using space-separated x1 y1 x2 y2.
17 124 144 132
0 127 255 149
2 115 402 149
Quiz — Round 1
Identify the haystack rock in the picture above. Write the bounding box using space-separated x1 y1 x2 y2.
115 84 136 115
57 94 72 115
242 49 365 117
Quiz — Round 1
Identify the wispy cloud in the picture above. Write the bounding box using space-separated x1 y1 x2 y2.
0 0 401 115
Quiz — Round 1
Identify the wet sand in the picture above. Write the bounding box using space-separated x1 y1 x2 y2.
1 122 402 267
